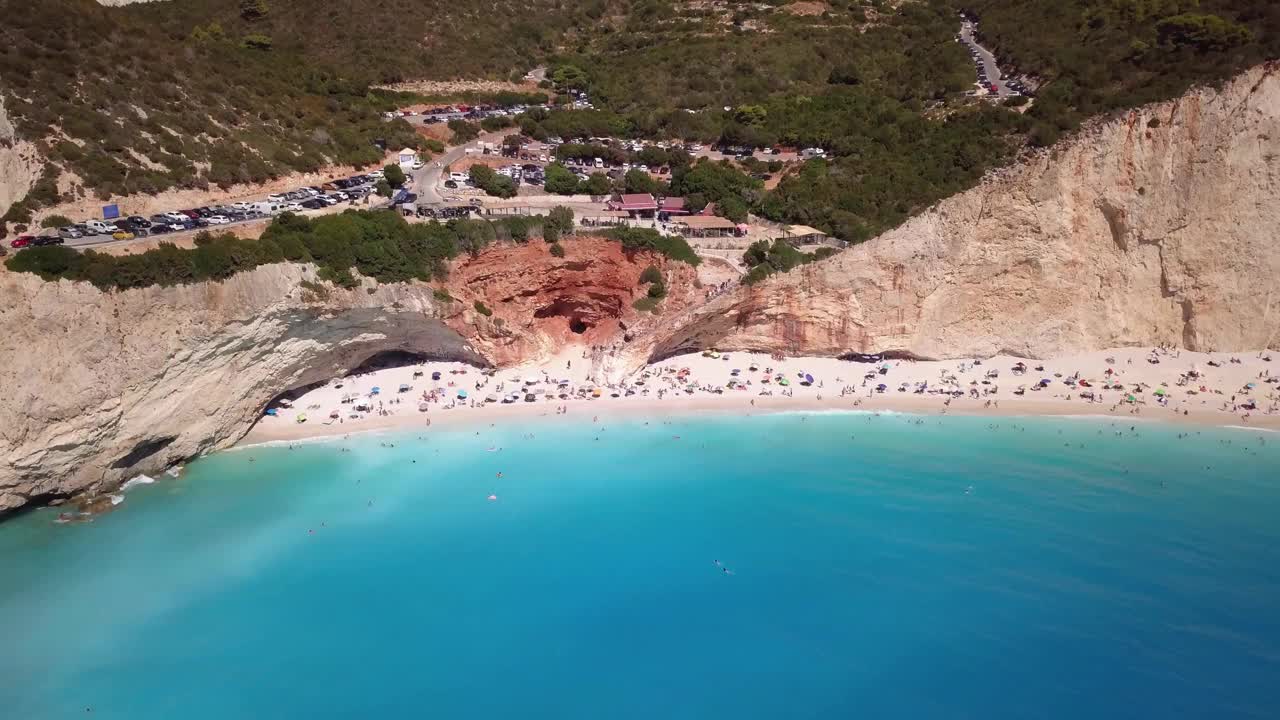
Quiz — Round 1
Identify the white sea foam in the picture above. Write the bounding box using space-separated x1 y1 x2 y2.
121 474 156 491
768 408 908 418
1225 425 1280 434
110 494 125 506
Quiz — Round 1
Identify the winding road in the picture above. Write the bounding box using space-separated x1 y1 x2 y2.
410 130 510 205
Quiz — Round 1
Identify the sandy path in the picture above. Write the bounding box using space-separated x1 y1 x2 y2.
239 346 1280 445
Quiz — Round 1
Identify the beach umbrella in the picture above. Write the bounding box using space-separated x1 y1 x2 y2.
1154 388 1166 396
1246 382 1257 389
371 386 381 394
805 373 814 384
877 383 887 390
779 378 790 386
458 390 469 399
399 383 411 392
1126 394 1136 403
296 413 307 423
264 408 278 416
1040 378 1052 384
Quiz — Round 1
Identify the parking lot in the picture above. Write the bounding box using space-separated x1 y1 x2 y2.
8 172 389 252
958 16 1030 99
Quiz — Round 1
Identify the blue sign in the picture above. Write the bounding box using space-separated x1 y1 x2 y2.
103 204 120 219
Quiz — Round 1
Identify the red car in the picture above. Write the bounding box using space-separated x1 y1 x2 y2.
10 235 33 248
990 83 999 93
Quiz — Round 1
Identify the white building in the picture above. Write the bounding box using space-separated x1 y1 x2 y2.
397 148 418 169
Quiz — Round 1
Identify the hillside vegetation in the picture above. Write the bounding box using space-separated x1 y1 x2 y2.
0 0 597 227
966 0 1280 144
2 0 1276 248
4 209 700 290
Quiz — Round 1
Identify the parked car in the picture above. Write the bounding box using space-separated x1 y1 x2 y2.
300 199 325 210
33 235 64 246
57 227 82 240
10 235 33 248
207 215 230 225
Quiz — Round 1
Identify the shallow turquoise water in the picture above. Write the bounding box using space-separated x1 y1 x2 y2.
3 412 1279 719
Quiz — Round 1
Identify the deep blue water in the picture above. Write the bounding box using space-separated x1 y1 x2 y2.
2 412 1279 719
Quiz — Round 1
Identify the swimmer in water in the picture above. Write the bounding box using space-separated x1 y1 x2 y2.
497 472 503 478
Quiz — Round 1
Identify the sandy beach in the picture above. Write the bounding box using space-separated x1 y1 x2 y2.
237 346 1280 445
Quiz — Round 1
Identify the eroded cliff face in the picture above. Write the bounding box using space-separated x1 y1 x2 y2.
637 63 1280 365
0 95 42 220
440 240 701 365
0 238 693 513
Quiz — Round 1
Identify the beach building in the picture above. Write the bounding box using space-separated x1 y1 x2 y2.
657 196 692 221
397 148 418 169
607 193 659 218
782 224 844 248
674 215 741 238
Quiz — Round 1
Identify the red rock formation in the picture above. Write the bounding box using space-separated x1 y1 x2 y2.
440 237 701 365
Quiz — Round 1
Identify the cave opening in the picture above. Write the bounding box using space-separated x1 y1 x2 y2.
260 350 485 416
344 350 434 376
569 319 589 334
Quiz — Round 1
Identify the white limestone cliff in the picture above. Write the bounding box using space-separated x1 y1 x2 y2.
637 63 1280 365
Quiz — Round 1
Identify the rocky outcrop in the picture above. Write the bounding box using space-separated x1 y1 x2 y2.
0 95 42 220
0 238 692 513
439 240 701 366
0 264 476 512
636 63 1280 365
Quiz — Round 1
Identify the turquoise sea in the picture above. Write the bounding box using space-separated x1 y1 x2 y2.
3 412 1279 719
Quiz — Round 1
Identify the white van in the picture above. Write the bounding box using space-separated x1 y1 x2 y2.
593 157 604 168
86 219 117 233
253 201 286 215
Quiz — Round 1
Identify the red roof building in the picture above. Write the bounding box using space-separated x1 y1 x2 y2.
607 193 659 216
657 196 690 217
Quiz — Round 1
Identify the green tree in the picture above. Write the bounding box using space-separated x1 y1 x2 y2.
623 168 663 194
584 172 611 196
241 34 273 51
383 163 406 188
374 179 392 197
546 206 574 233
639 265 663 285
40 215 72 228
734 104 768 126
469 165 517 198
239 0 269 21
543 163 580 195
448 119 480 143
549 242 565 257
716 195 749 223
